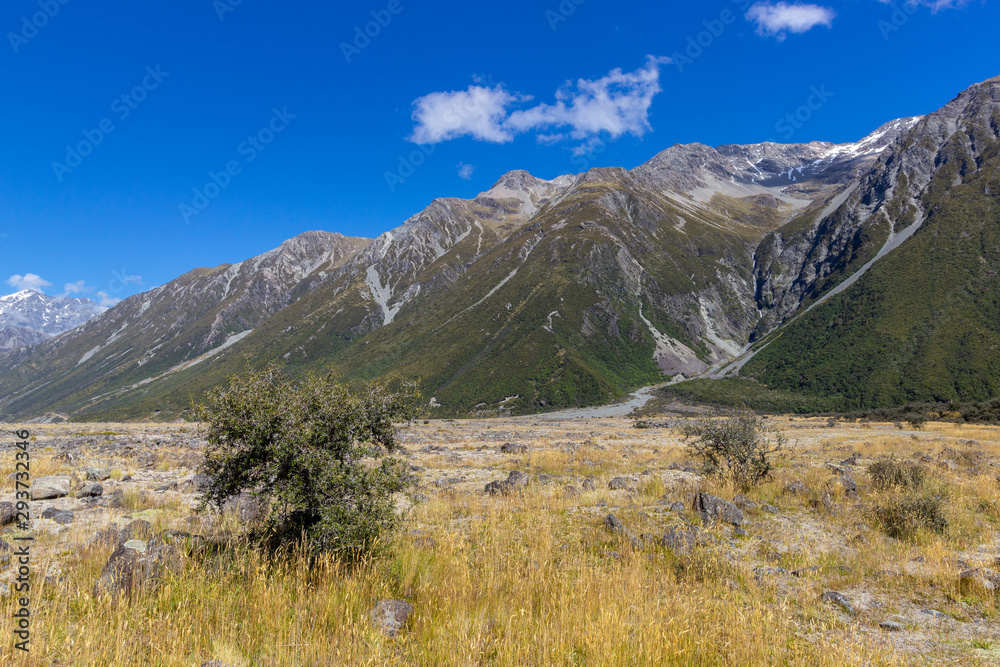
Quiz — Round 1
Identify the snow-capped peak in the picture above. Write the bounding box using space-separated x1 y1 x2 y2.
0 290 107 349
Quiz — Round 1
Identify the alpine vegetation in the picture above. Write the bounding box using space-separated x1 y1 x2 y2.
197 364 419 557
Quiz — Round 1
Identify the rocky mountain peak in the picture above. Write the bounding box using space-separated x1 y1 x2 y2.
479 170 576 217
0 289 106 349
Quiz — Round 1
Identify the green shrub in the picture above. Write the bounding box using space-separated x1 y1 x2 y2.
868 458 927 491
870 495 948 540
197 364 419 559
680 409 785 491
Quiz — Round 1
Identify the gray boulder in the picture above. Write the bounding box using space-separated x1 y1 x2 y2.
608 476 634 490
76 482 104 498
692 493 743 526
0 502 15 527
86 468 112 481
40 507 74 525
181 473 213 494
500 443 528 454
120 519 154 543
31 476 71 500
92 539 182 599
661 525 710 552
86 525 122 549
222 492 267 524
370 600 414 637
821 591 856 614
603 513 640 548
959 568 1000 594
484 471 529 496
783 480 809 495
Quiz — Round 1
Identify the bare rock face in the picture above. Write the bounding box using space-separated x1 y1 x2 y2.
1 77 997 421
753 79 1000 336
370 600 414 637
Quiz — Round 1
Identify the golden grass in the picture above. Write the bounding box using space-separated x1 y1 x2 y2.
2 418 999 665
5 491 899 666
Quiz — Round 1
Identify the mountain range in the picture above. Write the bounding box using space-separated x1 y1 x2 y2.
1 75 998 422
0 290 106 351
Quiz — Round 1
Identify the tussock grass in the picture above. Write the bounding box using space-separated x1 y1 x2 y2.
6 491 899 666
868 458 927 491
6 418 1000 664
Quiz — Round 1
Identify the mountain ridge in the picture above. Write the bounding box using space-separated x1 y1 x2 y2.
0 289 106 351
1 75 997 421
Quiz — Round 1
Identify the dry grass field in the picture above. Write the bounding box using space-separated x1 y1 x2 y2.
1 414 999 665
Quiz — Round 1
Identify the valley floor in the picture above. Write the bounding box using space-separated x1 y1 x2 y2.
2 415 999 665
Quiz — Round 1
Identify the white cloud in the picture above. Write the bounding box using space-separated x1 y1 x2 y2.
876 0 970 11
410 56 670 152
410 86 522 144
95 291 121 308
457 163 476 180
62 280 93 296
121 273 143 284
746 2 836 39
6 273 52 293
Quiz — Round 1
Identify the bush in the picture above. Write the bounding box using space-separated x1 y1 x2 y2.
870 495 948 540
197 364 419 558
868 458 926 491
680 409 785 491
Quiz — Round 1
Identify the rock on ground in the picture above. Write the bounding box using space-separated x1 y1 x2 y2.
370 600 413 637
92 538 182 599
31 476 71 500
692 493 743 526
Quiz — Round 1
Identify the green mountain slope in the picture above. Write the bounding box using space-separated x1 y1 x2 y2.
0 94 952 421
743 85 1000 408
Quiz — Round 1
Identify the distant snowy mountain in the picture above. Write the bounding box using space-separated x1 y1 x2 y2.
0 290 106 350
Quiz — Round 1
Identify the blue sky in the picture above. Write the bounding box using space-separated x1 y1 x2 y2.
1 0 997 304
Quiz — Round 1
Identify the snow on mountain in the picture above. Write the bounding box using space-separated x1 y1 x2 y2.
0 289 107 349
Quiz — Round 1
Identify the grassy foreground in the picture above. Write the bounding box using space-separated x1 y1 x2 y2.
3 418 1000 665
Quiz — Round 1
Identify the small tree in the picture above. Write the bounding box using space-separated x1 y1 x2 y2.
680 408 785 491
197 364 419 558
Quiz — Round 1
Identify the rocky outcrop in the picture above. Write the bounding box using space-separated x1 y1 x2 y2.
753 80 1000 335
